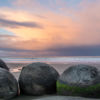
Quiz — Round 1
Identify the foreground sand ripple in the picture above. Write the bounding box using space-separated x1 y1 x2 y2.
13 95 99 100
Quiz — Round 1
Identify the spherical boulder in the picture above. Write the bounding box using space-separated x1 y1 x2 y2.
57 64 100 98
0 59 9 70
0 68 18 99
19 62 59 95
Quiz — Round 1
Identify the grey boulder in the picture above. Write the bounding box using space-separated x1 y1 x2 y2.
0 59 9 70
19 62 59 96
0 68 18 100
57 64 100 98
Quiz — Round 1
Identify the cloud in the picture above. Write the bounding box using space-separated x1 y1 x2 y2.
1 45 100 57
0 18 42 28
0 34 16 38
1 0 100 57
46 45 100 56
0 34 18 49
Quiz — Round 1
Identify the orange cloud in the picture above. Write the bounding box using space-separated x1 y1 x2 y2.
0 0 100 52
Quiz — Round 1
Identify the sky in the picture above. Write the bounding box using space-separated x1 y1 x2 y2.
0 0 100 57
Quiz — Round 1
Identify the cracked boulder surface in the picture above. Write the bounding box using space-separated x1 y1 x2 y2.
19 62 59 96
57 64 100 98
0 68 18 100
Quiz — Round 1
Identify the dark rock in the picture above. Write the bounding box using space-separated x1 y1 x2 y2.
57 64 100 98
0 68 18 99
0 59 9 70
19 62 59 96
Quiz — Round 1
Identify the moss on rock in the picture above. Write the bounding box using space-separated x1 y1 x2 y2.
57 81 100 97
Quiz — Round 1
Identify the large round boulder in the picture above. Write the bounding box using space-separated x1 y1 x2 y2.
19 62 59 95
0 59 9 70
57 64 100 98
0 68 18 99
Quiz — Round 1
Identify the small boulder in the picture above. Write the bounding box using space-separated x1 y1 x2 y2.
0 59 9 70
57 64 100 98
0 68 18 99
19 62 59 95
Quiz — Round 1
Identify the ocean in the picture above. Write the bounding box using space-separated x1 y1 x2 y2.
2 56 100 63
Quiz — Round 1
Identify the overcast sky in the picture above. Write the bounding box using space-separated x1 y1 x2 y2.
0 0 100 57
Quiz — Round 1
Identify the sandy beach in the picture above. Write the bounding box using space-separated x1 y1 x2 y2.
7 62 100 79
6 62 100 100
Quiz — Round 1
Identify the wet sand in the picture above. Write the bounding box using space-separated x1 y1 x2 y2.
13 95 100 100
6 62 100 100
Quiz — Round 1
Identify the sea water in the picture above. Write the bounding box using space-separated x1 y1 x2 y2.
2 56 100 63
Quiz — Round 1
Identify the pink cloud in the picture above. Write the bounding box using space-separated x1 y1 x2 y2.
1 0 100 57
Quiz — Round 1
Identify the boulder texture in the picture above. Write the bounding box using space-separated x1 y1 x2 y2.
0 68 18 100
19 62 59 96
0 59 9 70
57 64 100 98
